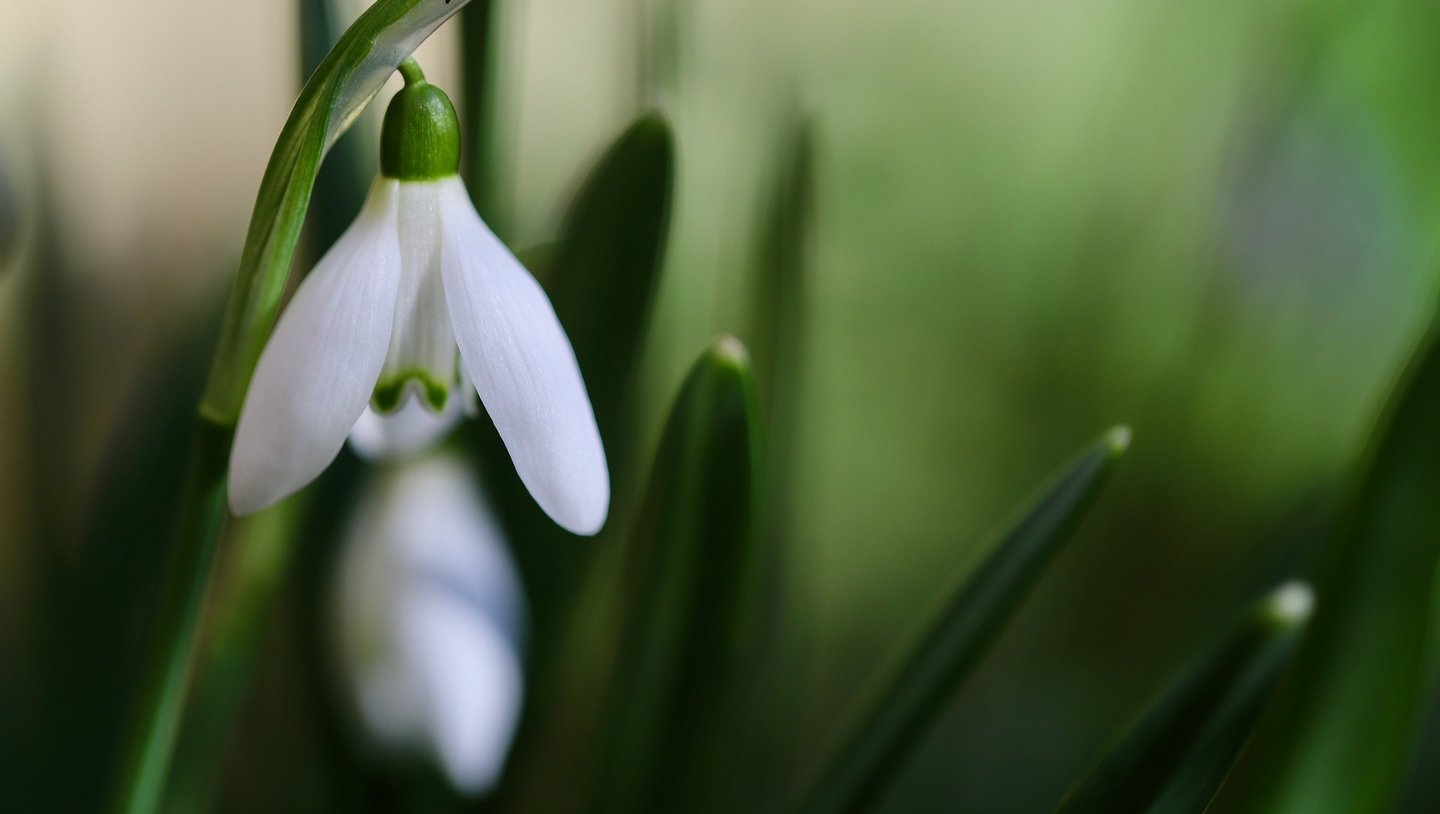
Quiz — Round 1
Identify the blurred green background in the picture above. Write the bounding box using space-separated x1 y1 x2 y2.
2 0 1439 811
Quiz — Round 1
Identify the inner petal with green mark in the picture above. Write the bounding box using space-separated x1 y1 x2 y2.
373 181 459 415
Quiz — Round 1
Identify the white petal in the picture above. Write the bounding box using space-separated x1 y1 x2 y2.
375 181 460 413
333 453 528 795
348 398 462 461
384 454 527 644
436 177 610 535
402 591 524 795
228 179 402 515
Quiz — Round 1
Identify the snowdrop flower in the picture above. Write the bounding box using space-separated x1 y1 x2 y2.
334 452 527 795
228 60 608 534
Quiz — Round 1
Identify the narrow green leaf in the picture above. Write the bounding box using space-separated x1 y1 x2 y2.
750 104 813 573
458 0 498 217
299 0 374 252
549 111 675 442
751 110 813 410
14 296 218 811
637 0 686 103
1058 581 1314 814
1222 303 1440 814
793 426 1132 814
743 111 814 795
200 0 476 425
589 336 763 814
109 421 232 814
162 498 307 813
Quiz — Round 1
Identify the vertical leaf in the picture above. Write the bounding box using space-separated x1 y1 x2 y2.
793 427 1131 814
299 0 373 253
751 110 814 412
1058 582 1314 814
589 336 764 814
458 0 499 218
548 111 675 443
1222 302 1440 814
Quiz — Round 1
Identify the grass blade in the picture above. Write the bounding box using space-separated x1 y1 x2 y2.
1221 304 1440 814
589 336 763 814
793 426 1131 814
1058 581 1314 814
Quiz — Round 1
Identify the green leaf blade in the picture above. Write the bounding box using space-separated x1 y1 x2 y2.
794 426 1131 814
1058 581 1314 814
589 336 764 814
1222 309 1440 814
548 111 675 443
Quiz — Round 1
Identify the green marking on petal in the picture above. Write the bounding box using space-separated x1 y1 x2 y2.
372 370 450 414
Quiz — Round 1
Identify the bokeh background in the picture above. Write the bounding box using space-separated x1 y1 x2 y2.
3 0 1439 811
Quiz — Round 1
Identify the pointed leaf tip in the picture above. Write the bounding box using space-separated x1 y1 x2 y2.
1058 580 1312 814
1107 425 1133 457
707 334 752 370
793 427 1126 814
1262 581 1315 628
589 340 762 812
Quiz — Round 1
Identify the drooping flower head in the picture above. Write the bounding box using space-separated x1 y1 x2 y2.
229 60 608 535
334 452 526 795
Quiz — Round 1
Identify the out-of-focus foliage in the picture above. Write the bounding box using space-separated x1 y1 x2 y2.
1060 582 1312 814
4 0 1440 811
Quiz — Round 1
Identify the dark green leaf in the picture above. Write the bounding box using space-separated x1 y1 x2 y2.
1221 303 1440 814
548 110 675 443
298 0 373 253
793 426 1131 814
109 420 232 814
458 0 499 220
751 109 813 412
588 336 764 814
1058 581 1314 814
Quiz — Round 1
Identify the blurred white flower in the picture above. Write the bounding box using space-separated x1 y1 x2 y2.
227 64 608 535
334 452 527 795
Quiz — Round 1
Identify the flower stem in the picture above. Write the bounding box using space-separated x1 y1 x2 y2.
109 419 233 814
398 56 426 86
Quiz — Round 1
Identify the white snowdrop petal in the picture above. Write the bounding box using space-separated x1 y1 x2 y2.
401 591 524 796
376 181 459 413
436 178 610 535
384 455 528 643
333 453 528 794
228 179 403 515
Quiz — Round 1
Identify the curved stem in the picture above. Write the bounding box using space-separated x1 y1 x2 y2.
109 420 232 814
398 56 427 86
